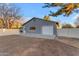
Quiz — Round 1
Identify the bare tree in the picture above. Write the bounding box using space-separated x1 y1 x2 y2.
0 3 22 28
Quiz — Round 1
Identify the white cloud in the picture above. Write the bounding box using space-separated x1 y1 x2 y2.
73 14 79 20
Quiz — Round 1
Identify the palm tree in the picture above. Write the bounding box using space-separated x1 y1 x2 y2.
43 3 79 16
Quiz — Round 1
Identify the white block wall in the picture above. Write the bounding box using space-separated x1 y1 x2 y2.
0 29 19 36
57 28 79 38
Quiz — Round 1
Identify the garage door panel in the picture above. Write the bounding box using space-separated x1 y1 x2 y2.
42 26 53 35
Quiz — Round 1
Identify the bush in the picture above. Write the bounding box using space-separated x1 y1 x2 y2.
62 24 73 28
76 25 79 28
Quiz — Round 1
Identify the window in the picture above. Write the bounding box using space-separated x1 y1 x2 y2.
29 26 36 31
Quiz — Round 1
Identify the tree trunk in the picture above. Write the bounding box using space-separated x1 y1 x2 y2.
3 17 8 29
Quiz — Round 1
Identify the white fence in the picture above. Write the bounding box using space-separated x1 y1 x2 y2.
0 29 20 36
1 29 79 39
57 28 79 38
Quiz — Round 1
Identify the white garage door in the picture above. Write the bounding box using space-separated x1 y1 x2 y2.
42 26 53 35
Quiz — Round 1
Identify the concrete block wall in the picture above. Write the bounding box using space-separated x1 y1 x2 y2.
0 29 20 36
57 28 79 38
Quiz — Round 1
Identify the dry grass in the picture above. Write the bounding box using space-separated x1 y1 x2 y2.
0 35 79 56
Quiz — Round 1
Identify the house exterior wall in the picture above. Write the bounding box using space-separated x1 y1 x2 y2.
22 18 56 35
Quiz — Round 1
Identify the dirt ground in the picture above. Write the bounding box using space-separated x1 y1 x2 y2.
57 37 79 49
0 35 79 56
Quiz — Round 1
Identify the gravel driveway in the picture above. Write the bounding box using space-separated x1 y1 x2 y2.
0 35 79 56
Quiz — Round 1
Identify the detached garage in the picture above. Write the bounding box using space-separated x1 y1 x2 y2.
20 17 57 39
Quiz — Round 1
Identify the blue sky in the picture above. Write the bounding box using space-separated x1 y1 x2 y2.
15 3 78 24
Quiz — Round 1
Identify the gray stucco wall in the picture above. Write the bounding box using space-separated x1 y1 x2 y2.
22 18 56 35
